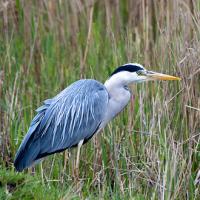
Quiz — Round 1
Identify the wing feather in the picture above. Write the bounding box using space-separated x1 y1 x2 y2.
14 79 108 171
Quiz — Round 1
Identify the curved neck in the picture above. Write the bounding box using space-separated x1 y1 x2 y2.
102 75 131 126
104 74 129 95
104 77 131 103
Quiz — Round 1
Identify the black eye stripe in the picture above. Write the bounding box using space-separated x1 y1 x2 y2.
111 65 144 76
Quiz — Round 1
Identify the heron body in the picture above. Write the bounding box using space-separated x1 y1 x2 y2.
14 63 180 171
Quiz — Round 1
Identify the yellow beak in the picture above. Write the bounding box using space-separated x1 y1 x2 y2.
146 71 181 81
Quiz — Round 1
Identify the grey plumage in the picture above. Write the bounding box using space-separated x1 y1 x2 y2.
14 63 180 172
14 79 108 171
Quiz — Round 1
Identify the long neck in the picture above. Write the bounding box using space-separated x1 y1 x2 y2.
104 76 130 100
102 76 131 126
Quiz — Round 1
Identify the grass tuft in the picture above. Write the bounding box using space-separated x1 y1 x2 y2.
0 0 199 199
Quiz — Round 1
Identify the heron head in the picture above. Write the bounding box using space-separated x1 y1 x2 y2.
110 63 181 84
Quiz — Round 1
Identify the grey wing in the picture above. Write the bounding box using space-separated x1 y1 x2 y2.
14 79 109 171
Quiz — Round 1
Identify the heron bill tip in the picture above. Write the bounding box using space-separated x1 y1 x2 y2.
147 72 181 81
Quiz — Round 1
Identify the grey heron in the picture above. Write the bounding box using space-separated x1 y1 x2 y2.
14 63 180 172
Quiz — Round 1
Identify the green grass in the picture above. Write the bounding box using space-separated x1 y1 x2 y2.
0 1 200 199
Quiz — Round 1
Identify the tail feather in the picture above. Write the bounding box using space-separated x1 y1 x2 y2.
14 101 51 171
14 122 40 171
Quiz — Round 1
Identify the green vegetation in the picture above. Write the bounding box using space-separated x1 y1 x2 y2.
0 1 199 199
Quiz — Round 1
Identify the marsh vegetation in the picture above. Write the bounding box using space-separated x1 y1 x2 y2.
0 0 199 199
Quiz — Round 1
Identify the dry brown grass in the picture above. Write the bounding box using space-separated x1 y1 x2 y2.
0 0 199 199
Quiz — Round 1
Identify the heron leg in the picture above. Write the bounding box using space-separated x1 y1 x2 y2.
75 139 84 178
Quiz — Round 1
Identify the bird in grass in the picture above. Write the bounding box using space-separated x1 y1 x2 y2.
14 63 180 172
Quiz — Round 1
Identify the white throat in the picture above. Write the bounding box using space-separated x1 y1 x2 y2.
102 73 131 126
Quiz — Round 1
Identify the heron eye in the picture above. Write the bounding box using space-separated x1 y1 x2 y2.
136 70 146 76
